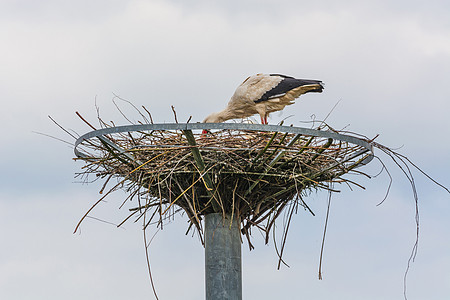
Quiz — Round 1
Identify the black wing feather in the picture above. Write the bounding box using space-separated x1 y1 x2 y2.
254 74 323 103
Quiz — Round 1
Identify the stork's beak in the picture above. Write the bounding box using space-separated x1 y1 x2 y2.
201 129 209 137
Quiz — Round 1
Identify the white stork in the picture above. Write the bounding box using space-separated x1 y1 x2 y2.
203 74 324 127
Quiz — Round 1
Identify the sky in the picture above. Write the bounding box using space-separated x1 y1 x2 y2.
1 0 449 299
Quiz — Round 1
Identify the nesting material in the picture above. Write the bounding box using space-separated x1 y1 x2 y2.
74 121 373 247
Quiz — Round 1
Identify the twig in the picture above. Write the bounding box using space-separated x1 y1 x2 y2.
171 105 178 123
318 185 333 280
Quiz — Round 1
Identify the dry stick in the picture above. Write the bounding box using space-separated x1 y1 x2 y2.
185 222 194 236
242 227 255 250
94 98 106 129
171 105 178 123
265 201 288 244
129 201 165 212
135 175 159 212
143 211 160 300
337 177 366 190
127 131 138 146
376 143 450 193
242 210 269 236
33 130 74 146
191 172 201 217
112 95 135 124
85 216 124 228
177 203 198 236
292 167 316 217
117 209 140 228
142 203 164 230
141 105 154 124
271 220 288 268
129 202 164 224
344 166 372 179
99 174 113 194
113 93 150 124
118 187 139 210
48 115 79 140
375 147 420 300
76 111 97 130
242 198 284 242
318 187 333 280
156 174 164 229
230 180 239 229
75 111 127 159
136 174 143 212
74 180 123 233
173 178 202 231
373 156 393 206
194 163 224 211
276 202 296 269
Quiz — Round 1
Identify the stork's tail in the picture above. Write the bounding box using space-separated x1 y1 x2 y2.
297 79 324 93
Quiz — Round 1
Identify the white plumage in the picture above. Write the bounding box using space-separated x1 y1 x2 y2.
203 73 324 125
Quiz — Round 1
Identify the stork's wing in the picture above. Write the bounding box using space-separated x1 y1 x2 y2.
255 75 323 103
238 74 283 104
276 83 323 103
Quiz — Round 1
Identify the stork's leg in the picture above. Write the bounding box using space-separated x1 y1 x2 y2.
260 115 265 124
264 115 268 125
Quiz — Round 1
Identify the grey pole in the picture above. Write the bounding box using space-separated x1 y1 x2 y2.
205 213 242 300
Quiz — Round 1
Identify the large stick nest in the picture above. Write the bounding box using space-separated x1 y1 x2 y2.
73 115 373 248
46 99 449 299
48 100 449 292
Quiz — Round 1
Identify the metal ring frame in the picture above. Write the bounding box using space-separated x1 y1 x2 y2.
74 123 374 166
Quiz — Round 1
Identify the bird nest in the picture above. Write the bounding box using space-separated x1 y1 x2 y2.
73 118 374 248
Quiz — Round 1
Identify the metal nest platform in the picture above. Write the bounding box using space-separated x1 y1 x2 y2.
74 122 374 247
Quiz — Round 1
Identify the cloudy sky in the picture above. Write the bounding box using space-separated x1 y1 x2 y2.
1 0 449 299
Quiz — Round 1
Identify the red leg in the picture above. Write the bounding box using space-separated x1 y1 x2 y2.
264 116 268 124
260 116 265 124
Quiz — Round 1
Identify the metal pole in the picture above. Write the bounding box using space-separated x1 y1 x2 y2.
205 213 242 300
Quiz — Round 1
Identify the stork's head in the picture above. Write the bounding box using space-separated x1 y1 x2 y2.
202 112 224 136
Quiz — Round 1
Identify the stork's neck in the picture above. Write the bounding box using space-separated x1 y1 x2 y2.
204 107 234 123
217 107 235 122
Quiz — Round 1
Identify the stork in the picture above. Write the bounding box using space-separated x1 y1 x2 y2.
203 74 324 129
